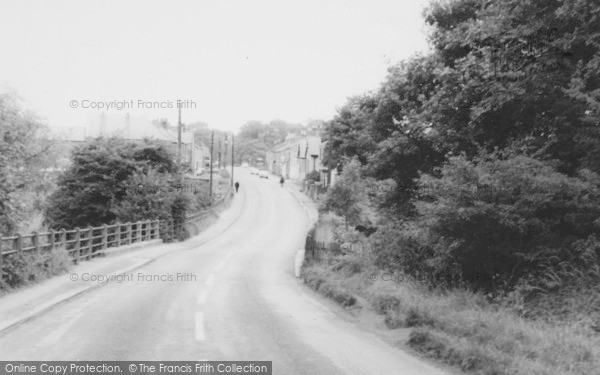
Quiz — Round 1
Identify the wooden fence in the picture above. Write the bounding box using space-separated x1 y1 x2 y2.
0 183 233 282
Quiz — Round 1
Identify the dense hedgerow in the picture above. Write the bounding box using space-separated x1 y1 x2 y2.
0 247 71 291
373 154 600 295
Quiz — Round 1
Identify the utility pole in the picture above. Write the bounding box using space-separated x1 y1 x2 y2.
224 134 228 169
327 121 333 187
231 134 234 189
209 131 214 203
177 105 182 170
218 137 222 169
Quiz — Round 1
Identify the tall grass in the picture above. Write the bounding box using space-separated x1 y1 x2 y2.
301 215 600 375
1 247 72 292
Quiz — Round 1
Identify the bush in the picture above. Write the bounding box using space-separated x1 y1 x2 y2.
1 248 71 290
305 170 320 183
376 154 600 293
321 158 371 227
112 168 177 223
45 137 196 233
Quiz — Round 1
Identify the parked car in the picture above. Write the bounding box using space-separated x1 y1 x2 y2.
259 170 269 179
250 168 259 175
241 162 249 168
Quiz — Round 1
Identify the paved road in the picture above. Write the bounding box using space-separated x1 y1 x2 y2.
0 170 448 375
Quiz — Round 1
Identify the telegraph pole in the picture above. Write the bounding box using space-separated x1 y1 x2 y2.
328 121 333 187
218 137 222 169
209 131 214 203
224 134 228 169
177 105 182 169
231 134 234 189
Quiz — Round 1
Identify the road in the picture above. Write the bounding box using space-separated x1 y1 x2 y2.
0 170 448 375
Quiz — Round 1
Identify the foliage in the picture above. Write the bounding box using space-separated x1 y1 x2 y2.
321 158 370 227
323 0 600 296
235 120 305 165
111 168 177 223
1 247 71 290
374 154 600 292
0 92 57 235
45 137 191 230
305 170 320 183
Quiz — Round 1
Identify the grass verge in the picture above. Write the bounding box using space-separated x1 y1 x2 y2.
301 251 600 375
0 247 72 294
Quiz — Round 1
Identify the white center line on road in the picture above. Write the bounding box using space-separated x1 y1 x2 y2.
195 312 206 341
197 290 208 304
214 261 226 272
206 273 215 286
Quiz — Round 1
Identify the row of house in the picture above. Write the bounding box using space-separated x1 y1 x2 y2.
265 133 337 186
51 113 210 175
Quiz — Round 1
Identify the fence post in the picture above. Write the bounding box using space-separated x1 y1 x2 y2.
154 220 159 240
126 223 132 245
60 228 66 246
136 221 142 243
74 228 80 264
49 229 55 251
15 234 23 254
32 231 40 254
143 221 149 241
87 226 93 260
102 224 108 254
116 223 121 247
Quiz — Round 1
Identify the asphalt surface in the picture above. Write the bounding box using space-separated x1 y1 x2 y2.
0 170 448 375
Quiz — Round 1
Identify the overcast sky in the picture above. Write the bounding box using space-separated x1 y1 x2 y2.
0 0 431 133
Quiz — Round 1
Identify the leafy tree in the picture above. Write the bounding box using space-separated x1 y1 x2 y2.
45 137 181 229
324 96 378 167
321 158 369 228
422 0 600 173
0 92 56 235
325 0 600 296
235 120 305 164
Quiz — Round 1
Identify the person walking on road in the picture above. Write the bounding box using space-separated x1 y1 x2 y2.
279 176 285 187
235 181 240 193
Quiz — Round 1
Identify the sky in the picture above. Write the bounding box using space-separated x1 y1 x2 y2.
0 0 431 133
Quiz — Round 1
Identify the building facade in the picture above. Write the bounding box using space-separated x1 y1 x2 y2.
267 135 324 180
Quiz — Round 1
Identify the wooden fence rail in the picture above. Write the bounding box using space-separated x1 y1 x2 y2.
0 182 234 283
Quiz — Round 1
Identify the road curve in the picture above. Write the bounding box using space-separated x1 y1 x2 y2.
0 169 448 375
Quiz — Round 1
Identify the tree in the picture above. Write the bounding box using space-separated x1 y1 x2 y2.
235 120 305 164
321 158 369 228
0 91 56 235
45 137 182 229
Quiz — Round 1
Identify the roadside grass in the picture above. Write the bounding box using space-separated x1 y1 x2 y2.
0 247 72 293
301 251 600 375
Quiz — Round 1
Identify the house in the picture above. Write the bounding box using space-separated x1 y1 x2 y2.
267 134 324 180
51 113 206 175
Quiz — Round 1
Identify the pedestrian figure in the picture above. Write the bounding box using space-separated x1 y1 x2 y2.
280 176 285 187
235 181 240 192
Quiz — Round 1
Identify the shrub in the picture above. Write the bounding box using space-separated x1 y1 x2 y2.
377 154 600 293
1 248 71 290
321 158 370 227
112 168 176 223
45 137 198 237
305 170 320 183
